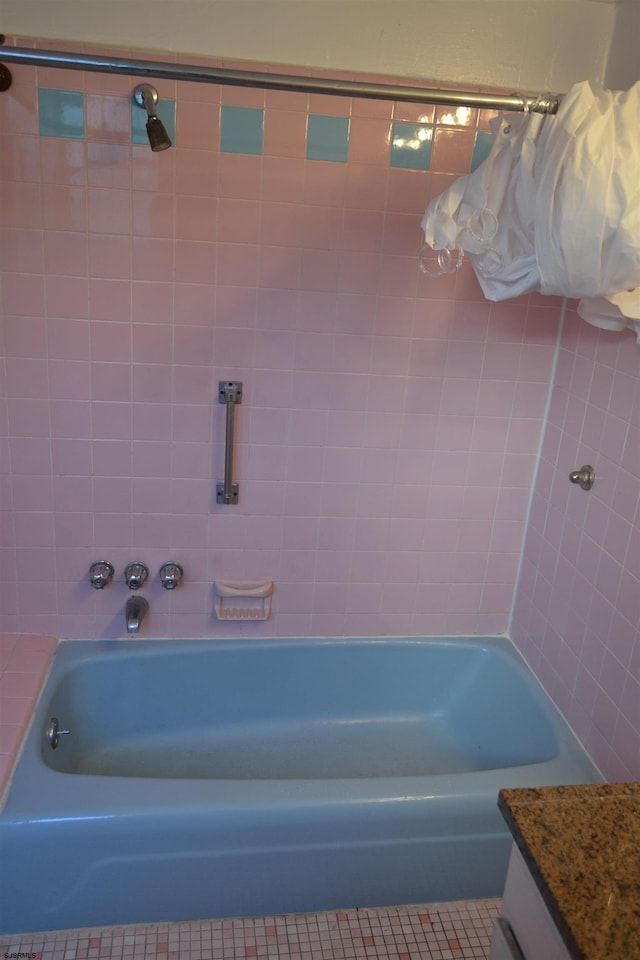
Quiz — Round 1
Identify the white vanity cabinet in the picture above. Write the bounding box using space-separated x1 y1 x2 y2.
489 844 572 960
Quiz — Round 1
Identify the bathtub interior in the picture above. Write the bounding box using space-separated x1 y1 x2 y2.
41 637 559 779
0 636 603 935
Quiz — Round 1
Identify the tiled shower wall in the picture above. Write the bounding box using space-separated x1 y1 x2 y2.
1 40 639 787
0 41 563 641
511 306 640 781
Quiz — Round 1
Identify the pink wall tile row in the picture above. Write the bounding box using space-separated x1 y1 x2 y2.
0 47 562 643
511 306 640 781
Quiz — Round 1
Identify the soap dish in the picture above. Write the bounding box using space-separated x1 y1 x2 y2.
214 580 273 621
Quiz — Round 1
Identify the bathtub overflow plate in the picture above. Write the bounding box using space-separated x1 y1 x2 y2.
47 716 71 749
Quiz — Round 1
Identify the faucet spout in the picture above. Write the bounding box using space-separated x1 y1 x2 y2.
126 595 149 634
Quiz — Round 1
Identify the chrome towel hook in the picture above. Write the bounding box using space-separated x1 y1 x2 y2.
569 465 595 491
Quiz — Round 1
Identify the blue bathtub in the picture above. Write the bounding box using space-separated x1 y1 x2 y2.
0 636 601 934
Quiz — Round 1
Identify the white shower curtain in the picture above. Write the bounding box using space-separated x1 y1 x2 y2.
421 80 640 340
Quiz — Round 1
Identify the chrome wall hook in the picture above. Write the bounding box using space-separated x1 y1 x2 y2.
569 465 595 491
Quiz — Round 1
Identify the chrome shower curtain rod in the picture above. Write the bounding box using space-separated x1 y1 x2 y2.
0 40 560 114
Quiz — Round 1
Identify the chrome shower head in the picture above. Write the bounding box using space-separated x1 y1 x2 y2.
133 83 172 152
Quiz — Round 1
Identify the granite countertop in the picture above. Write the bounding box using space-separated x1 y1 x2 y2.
498 782 640 960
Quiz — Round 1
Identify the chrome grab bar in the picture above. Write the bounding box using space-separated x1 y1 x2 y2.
217 381 242 505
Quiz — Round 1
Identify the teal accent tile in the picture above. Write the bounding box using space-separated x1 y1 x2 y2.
131 98 176 146
38 88 85 139
390 122 433 170
306 114 350 163
471 130 494 171
220 105 264 155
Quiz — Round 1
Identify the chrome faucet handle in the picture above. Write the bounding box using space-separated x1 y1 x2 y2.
159 561 184 590
124 561 149 590
89 560 115 590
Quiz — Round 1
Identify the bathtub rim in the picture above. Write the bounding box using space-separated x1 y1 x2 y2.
1 633 603 824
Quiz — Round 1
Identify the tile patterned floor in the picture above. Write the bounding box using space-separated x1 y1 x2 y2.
1 899 501 960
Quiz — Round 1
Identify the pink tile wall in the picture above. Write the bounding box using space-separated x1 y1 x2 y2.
0 390 17 627
0 634 57 797
512 306 640 781
0 42 562 642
